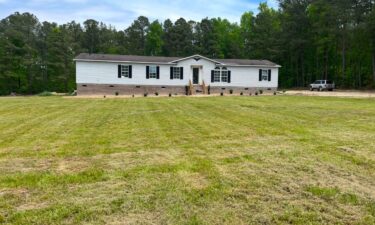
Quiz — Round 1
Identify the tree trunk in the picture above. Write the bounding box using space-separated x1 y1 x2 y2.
64 55 69 92
358 61 362 88
296 56 300 87
373 51 375 85
316 52 319 81
27 67 32 94
324 48 328 80
300 53 305 87
342 35 346 81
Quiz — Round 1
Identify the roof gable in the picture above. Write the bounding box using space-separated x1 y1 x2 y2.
170 54 223 65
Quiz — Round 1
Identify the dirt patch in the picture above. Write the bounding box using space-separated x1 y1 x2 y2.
105 212 161 225
16 202 49 211
56 157 92 173
63 93 276 99
179 171 209 190
285 90 375 98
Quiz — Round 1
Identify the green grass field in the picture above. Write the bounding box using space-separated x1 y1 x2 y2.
0 96 375 224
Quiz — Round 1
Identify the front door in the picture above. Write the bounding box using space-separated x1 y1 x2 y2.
193 68 199 84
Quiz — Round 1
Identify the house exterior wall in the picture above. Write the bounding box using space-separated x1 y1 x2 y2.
175 58 215 85
76 61 187 86
175 58 279 88
76 57 279 95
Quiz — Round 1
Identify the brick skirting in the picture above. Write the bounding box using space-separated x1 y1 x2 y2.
208 86 277 95
77 84 277 96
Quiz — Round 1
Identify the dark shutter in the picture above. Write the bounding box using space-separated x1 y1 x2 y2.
268 69 271 81
146 66 150 79
156 66 160 79
129 65 132 78
170 67 173 80
211 70 214 83
180 67 184 80
118 65 121 78
259 69 262 81
228 71 231 83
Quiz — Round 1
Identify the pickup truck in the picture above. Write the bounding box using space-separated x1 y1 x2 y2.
310 80 335 91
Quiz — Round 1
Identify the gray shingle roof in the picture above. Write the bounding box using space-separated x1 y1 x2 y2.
75 53 179 63
214 59 278 66
74 53 280 67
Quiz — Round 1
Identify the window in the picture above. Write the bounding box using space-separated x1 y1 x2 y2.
261 69 269 81
173 67 181 79
149 65 157 79
121 65 130 78
212 67 230 83
214 68 221 82
221 67 228 82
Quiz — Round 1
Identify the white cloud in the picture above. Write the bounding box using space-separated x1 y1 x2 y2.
267 0 279 9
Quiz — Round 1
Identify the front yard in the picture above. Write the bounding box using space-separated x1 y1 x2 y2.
0 96 374 224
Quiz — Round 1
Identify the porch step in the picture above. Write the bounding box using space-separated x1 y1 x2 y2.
193 85 204 94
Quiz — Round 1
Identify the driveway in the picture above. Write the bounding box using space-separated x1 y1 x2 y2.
285 90 375 98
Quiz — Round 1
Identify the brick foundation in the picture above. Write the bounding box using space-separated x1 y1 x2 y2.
207 86 277 95
77 84 277 96
77 84 187 96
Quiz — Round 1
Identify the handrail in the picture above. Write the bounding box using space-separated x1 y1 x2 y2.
202 80 206 94
188 80 193 95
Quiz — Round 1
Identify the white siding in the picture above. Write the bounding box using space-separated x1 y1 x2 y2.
175 58 216 85
76 61 187 86
76 58 279 88
210 67 279 88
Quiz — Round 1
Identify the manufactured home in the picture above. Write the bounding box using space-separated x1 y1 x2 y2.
74 54 281 95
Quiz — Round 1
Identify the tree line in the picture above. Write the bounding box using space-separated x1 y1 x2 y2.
0 0 375 95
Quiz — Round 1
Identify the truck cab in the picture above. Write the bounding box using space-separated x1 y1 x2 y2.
310 80 335 91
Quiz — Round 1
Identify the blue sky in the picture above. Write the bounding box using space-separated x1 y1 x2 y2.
0 0 278 29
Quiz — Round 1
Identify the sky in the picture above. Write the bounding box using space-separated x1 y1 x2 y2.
0 0 278 30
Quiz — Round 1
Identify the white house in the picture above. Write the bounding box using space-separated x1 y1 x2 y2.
74 53 281 95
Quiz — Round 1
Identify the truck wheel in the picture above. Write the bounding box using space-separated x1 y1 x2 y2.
310 87 314 91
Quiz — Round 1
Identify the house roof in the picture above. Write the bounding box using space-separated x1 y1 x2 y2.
74 53 281 67
74 53 179 64
214 59 279 67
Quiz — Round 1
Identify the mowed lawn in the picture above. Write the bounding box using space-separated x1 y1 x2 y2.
0 96 375 225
